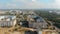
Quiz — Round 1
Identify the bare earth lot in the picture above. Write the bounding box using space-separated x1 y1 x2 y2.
0 28 24 34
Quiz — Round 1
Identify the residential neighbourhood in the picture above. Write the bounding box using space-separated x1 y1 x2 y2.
0 10 59 34
0 0 60 34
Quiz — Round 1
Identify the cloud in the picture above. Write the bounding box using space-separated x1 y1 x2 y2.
55 0 60 5
0 0 60 9
32 0 36 1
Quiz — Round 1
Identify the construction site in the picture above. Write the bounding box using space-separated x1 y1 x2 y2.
0 10 59 34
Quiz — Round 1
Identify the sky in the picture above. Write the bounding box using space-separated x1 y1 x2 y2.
0 0 60 9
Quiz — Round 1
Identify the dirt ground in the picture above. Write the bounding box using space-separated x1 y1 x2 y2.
0 28 25 34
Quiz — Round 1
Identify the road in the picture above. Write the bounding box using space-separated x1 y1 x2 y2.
45 19 60 32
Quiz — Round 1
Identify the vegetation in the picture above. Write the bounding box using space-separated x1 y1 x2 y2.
35 11 60 28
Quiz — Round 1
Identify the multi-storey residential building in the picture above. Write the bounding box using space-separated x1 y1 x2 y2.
0 15 16 27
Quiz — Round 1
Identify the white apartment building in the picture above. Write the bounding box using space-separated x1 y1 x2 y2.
0 15 16 27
